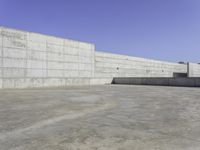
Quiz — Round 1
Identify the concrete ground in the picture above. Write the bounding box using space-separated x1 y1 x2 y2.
0 85 200 150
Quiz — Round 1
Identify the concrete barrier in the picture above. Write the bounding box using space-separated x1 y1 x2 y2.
112 77 200 87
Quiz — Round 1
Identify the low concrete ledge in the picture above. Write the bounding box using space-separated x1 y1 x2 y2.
112 77 200 87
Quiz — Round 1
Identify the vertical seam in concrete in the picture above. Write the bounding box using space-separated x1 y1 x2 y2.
62 40 64 80
46 38 48 78
93 46 95 78
25 32 28 84
64 44 67 86
91 45 94 78
187 62 189 77
78 45 80 78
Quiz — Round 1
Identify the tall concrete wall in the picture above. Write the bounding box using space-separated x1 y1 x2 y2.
188 63 200 77
0 27 97 88
0 27 189 88
95 51 187 78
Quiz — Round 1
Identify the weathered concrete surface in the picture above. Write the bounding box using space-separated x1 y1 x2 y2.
0 26 190 88
0 26 95 88
0 85 200 150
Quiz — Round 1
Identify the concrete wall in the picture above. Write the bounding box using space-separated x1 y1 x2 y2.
188 63 200 77
95 51 187 78
0 27 98 88
0 26 190 88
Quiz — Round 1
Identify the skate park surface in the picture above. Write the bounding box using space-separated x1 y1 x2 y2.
0 85 200 150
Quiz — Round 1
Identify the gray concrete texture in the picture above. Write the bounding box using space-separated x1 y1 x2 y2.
95 52 187 78
1 85 200 150
0 26 199 88
188 63 200 77
0 27 97 88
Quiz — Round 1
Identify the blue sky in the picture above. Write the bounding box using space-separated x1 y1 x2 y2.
0 0 200 62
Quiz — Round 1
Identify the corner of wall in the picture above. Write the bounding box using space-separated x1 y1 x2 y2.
187 62 200 77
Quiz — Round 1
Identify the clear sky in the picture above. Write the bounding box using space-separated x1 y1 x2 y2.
0 0 199 63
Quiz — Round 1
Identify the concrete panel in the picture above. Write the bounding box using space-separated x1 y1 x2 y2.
3 48 26 59
80 56 92 63
188 63 200 77
46 36 63 45
64 39 79 48
27 60 46 69
79 71 91 77
13 79 26 88
64 55 79 63
64 70 79 77
25 78 44 88
63 63 79 70
63 47 79 55
3 68 25 78
27 69 47 78
3 58 26 68
28 41 46 51
65 78 90 86
79 49 92 57
47 61 64 70
79 42 92 49
2 79 15 88
48 70 64 77
0 78 2 88
3 38 27 49
68 78 90 85
47 52 64 61
0 58 2 67
79 63 92 70
43 78 65 87
0 35 2 47
28 32 46 43
1 28 27 40
46 44 63 53
27 51 46 60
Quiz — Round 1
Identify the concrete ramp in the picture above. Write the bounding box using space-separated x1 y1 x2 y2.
112 77 200 87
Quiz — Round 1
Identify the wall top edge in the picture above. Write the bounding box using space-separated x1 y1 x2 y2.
0 26 95 46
